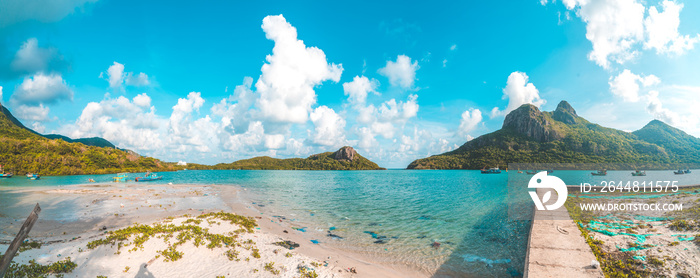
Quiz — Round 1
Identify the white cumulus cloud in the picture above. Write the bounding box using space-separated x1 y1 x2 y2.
10 38 69 76
105 61 150 89
168 92 217 153
491 71 545 117
378 55 419 89
133 93 151 107
106 62 124 88
255 14 343 124
609 69 659 102
644 0 700 55
646 90 682 126
67 94 163 151
553 0 699 68
309 105 346 147
560 0 645 68
125 72 150 87
343 76 378 106
10 73 73 105
458 108 482 139
14 103 50 122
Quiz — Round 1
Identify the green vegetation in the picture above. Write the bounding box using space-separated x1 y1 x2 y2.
0 103 181 175
2 104 382 174
263 262 280 275
669 219 697 231
408 101 700 169
43 134 116 148
18 240 42 252
225 248 240 261
298 266 319 278
86 212 257 262
1 258 77 278
192 146 385 170
251 248 261 259
565 199 650 277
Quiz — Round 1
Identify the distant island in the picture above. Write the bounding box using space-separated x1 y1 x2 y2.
1 103 383 174
408 101 700 169
0 103 178 175
189 146 385 170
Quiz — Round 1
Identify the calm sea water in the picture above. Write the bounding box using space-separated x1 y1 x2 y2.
1 169 697 277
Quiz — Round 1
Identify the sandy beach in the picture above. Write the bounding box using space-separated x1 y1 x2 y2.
0 183 426 277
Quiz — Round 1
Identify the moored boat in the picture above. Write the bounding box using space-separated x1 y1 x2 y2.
674 169 685 175
26 173 40 180
526 170 537 175
0 165 12 178
135 172 163 182
113 173 129 182
480 167 501 174
631 170 646 176
591 170 607 176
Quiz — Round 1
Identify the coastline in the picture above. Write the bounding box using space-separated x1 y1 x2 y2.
0 182 427 277
526 184 700 277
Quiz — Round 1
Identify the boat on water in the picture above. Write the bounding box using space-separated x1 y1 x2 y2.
113 173 129 182
674 169 685 175
684 169 691 174
0 165 12 178
480 167 502 174
526 170 537 175
591 170 607 176
135 172 163 182
26 173 40 180
631 170 646 176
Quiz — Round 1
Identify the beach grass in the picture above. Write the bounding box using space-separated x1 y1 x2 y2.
86 212 258 262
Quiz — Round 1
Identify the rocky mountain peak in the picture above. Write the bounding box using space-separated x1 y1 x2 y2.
553 100 579 124
333 146 358 162
502 104 564 142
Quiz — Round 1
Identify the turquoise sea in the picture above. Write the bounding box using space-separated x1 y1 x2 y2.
1 169 697 277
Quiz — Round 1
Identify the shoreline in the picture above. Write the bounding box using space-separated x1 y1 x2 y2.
526 185 700 277
0 182 426 277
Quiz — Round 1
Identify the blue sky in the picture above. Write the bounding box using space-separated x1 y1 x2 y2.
1 0 699 168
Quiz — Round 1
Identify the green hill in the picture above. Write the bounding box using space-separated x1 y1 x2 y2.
44 134 117 149
195 146 385 170
0 103 179 175
407 101 700 169
1 103 117 148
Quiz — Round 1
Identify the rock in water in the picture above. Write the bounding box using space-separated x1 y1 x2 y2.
333 146 358 162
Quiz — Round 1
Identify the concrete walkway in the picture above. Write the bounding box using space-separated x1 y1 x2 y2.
524 188 604 278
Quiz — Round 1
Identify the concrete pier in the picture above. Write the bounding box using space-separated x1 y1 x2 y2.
524 188 604 278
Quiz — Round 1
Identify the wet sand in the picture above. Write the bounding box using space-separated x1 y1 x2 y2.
0 183 427 277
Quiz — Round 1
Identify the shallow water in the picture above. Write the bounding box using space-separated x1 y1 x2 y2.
1 169 697 277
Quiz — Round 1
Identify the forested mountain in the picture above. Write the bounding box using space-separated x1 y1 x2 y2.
189 146 385 170
407 101 700 169
0 103 178 175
